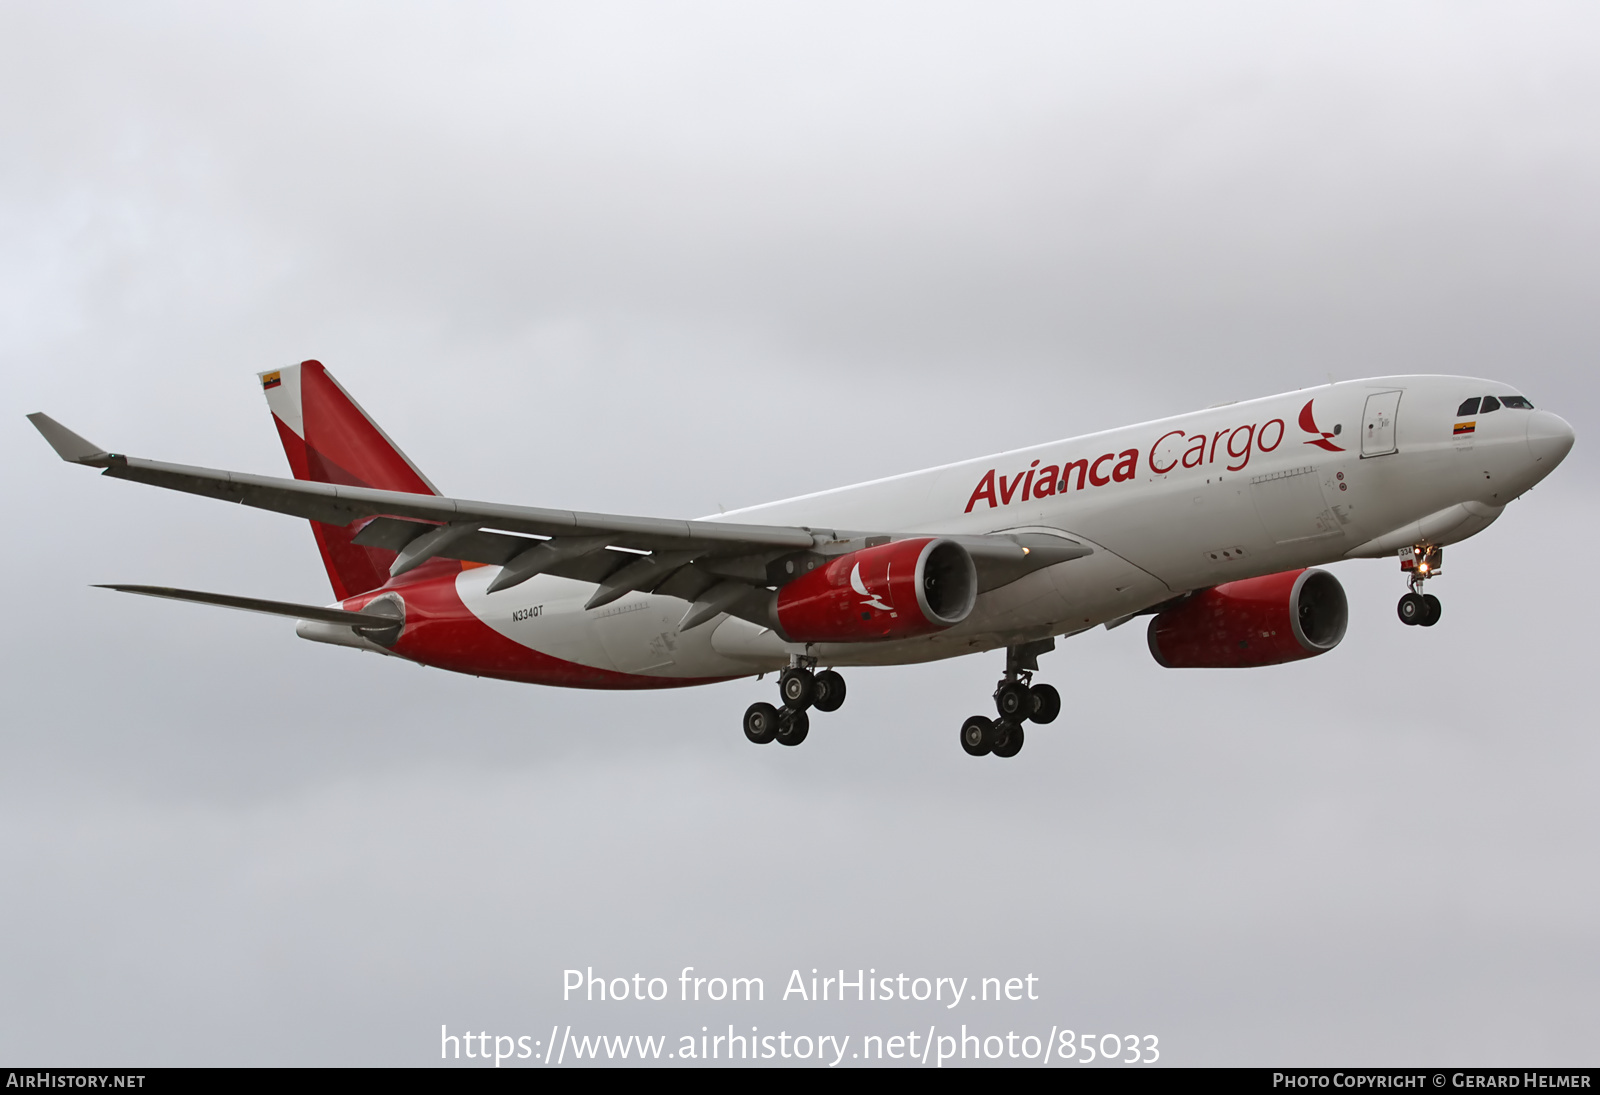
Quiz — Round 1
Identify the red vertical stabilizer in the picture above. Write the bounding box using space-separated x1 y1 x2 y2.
259 360 439 599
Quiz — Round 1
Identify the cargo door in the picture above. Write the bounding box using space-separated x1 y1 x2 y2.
1361 390 1402 457
1250 465 1344 544
594 595 681 673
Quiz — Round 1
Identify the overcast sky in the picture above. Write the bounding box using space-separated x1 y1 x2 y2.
3 1 1597 1067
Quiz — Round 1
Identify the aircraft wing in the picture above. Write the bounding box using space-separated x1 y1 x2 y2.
29 414 1089 625
27 413 816 551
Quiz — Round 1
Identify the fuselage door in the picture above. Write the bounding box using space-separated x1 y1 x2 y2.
1250 466 1344 544
1361 390 1402 457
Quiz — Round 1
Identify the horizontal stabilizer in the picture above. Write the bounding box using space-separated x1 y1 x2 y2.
94 584 401 629
27 413 113 465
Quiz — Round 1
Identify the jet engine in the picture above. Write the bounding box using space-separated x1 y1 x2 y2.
776 537 977 643
1147 568 1348 669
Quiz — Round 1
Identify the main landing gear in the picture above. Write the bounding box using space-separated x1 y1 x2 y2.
959 639 1059 760
743 657 846 748
1396 545 1443 628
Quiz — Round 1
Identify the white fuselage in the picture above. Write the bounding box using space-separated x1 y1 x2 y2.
459 376 1572 679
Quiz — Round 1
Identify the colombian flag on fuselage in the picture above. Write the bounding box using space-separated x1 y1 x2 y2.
1453 421 1476 436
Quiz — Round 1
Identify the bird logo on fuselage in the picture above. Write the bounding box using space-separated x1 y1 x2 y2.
1299 400 1345 451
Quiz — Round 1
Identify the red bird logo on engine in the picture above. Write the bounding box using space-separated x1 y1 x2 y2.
1299 400 1344 452
850 561 895 613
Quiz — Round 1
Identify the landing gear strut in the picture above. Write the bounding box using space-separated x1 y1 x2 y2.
957 639 1059 759
743 655 846 747
1396 545 1443 628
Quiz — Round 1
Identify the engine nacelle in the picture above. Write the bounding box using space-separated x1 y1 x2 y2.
776 537 977 643
1147 568 1348 669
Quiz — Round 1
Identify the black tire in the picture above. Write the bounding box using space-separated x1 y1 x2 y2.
995 680 1031 719
779 667 816 710
775 707 810 746
1028 683 1060 725
1421 594 1442 627
992 719 1025 758
812 670 847 713
1397 593 1425 626
743 702 779 744
960 716 993 757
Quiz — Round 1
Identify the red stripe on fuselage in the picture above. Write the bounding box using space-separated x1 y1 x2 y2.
347 572 735 691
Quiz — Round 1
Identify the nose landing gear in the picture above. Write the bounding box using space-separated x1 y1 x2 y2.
1396 545 1443 628
743 657 846 747
958 639 1058 759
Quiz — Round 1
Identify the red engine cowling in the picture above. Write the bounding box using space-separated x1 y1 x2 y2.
1147 568 1348 669
776 537 977 643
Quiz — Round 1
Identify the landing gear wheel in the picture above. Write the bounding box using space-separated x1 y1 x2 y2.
1028 684 1060 725
1397 592 1425 626
743 702 780 744
812 670 847 713
995 680 1032 720
1420 594 1442 627
779 667 816 710
960 716 994 757
775 707 810 746
991 718 1025 758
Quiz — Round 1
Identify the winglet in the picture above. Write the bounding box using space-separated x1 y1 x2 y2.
26 413 117 466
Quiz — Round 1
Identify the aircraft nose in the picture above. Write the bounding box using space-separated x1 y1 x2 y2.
1526 410 1575 469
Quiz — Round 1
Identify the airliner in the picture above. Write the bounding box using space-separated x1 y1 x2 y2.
28 362 1574 758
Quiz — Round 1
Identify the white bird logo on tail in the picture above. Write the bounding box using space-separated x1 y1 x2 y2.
851 562 894 612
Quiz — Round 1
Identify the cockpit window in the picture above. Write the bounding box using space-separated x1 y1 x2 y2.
1457 397 1481 416
1480 395 1501 413
1501 395 1534 409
